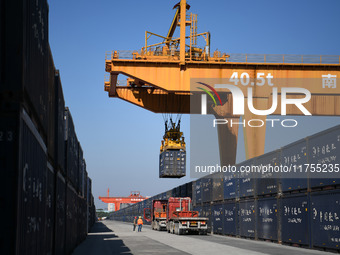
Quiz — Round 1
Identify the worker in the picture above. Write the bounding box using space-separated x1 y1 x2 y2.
133 216 137 231
137 216 143 232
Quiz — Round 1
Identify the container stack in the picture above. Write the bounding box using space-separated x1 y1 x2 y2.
111 124 340 253
0 1 96 254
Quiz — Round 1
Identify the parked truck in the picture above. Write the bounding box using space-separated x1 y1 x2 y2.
166 197 208 235
150 200 168 231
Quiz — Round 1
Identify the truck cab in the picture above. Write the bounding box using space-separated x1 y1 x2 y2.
166 197 208 235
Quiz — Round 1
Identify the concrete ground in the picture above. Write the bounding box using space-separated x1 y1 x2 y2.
73 220 331 255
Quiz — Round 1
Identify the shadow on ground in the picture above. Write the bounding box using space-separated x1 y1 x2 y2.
73 222 132 255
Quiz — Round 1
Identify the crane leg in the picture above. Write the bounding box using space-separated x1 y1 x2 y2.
216 118 239 166
243 98 267 159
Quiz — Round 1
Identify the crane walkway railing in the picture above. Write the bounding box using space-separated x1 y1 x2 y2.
106 50 340 64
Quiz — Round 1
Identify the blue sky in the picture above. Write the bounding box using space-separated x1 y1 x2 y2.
48 0 340 209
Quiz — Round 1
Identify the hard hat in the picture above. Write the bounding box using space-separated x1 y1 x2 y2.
139 216 142 218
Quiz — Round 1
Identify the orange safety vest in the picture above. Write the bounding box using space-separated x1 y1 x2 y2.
137 218 143 225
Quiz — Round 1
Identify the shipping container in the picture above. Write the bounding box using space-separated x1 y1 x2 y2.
78 143 84 196
194 179 202 205
1 0 49 137
66 183 78 254
223 172 238 200
47 46 56 164
212 204 224 234
223 201 238 236
0 111 48 255
280 193 310 246
280 139 308 192
0 114 20 255
44 162 55 255
180 183 188 197
239 159 256 198
202 204 212 233
257 197 278 241
201 177 212 203
16 111 47 255
308 125 340 188
54 71 65 172
186 182 193 199
194 205 202 218
239 199 256 238
55 172 66 255
159 149 186 178
212 172 224 201
311 190 340 250
64 108 79 188
255 150 280 196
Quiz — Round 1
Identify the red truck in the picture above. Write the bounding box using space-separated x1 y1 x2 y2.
166 197 208 235
149 200 168 231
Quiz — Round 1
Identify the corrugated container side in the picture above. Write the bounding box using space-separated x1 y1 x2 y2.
224 172 238 200
280 139 308 192
45 163 55 255
212 204 224 234
193 206 202 217
17 112 47 255
202 204 212 233
55 72 65 172
55 172 66 255
311 190 340 250
78 143 84 195
195 179 202 204
239 159 256 198
47 46 56 163
223 201 238 236
0 114 20 255
1 0 49 136
64 108 79 187
186 182 193 199
257 197 278 241
280 193 310 245
308 125 340 188
180 183 187 197
192 181 197 205
255 150 280 196
239 199 256 238
201 177 212 203
212 172 224 201
66 183 78 254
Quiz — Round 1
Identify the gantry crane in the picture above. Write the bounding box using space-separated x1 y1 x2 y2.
99 189 146 211
105 0 340 166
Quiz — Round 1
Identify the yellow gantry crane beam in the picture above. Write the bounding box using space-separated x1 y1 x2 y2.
105 0 340 163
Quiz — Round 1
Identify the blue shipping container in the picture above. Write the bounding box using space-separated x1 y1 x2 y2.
223 172 238 200
201 177 212 203
257 197 278 240
212 204 224 234
256 151 280 195
239 200 256 238
280 194 310 245
223 201 238 236
195 179 202 204
280 139 308 192
308 125 340 188
239 159 256 198
311 190 340 250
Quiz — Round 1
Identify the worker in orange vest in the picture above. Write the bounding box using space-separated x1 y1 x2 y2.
137 216 143 232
